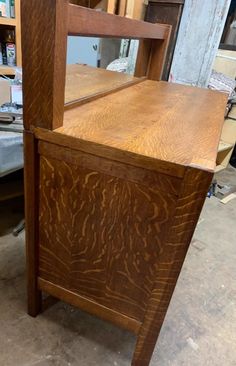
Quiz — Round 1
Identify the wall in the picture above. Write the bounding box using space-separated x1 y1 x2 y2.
67 37 100 66
170 0 231 87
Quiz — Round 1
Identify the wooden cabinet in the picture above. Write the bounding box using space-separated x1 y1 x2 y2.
22 2 226 365
145 0 184 80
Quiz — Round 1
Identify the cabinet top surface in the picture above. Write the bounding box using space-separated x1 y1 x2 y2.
57 77 227 172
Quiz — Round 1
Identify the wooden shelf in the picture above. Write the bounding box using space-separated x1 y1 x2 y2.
0 65 16 75
0 1 21 75
0 16 16 27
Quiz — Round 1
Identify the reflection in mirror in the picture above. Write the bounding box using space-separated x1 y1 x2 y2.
65 36 141 107
67 36 100 67
67 36 139 75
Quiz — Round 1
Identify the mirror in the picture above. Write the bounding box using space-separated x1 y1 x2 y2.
65 36 140 106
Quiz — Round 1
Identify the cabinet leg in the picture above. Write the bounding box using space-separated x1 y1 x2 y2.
24 130 42 317
27 285 42 317
131 327 159 366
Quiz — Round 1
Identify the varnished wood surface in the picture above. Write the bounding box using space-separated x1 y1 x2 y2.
38 278 141 334
132 167 213 364
21 0 68 130
36 138 214 365
24 130 42 316
34 127 186 178
57 80 227 172
22 0 170 131
134 24 172 81
22 1 227 364
68 4 169 39
65 64 138 105
38 149 177 322
38 141 182 196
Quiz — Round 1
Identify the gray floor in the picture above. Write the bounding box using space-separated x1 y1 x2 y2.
0 167 235 366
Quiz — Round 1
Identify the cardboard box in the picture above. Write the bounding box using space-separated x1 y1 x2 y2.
216 118 236 172
214 49 236 79
0 77 11 105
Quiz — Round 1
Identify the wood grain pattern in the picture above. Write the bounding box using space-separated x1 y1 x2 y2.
38 141 182 196
132 168 213 364
68 4 169 39
58 80 227 172
21 0 69 130
22 0 171 131
34 127 186 178
24 130 42 316
38 152 177 321
38 278 141 334
22 2 227 365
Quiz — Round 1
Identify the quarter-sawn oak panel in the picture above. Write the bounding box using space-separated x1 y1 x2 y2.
38 154 177 321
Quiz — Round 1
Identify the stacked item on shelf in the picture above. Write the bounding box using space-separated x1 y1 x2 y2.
0 0 19 75
0 28 16 66
0 0 15 18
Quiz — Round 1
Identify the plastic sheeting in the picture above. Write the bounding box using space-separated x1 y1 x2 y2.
0 132 23 177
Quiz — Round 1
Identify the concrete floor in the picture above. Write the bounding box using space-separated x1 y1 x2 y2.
0 166 235 366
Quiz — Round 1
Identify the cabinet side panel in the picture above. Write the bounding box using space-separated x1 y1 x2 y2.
38 148 179 322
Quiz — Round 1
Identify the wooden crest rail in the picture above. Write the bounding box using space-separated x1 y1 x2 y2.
21 1 226 365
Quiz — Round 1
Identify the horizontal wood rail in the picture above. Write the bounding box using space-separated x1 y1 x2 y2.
68 5 169 39
38 277 141 334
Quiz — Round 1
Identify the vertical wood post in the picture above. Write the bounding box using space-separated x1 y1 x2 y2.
21 0 69 316
135 25 172 81
24 130 42 316
21 0 69 130
132 168 212 365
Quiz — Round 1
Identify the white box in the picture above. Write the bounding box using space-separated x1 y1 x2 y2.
11 84 22 105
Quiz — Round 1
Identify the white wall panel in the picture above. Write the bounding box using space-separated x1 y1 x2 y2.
170 0 231 87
